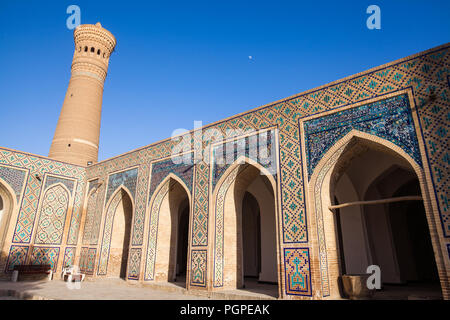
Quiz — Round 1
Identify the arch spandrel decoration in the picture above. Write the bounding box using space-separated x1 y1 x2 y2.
44 176 75 194
148 155 194 201
303 94 422 180
211 129 277 192
34 183 70 245
104 168 138 205
0 165 28 204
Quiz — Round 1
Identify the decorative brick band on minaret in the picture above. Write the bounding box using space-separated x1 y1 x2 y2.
49 22 116 166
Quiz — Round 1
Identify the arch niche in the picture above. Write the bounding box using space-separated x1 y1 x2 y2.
101 187 133 279
309 130 447 299
211 157 280 297
145 174 192 287
0 179 17 267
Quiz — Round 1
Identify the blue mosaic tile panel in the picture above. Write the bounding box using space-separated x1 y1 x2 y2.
190 249 207 287
211 129 277 191
0 149 85 245
5 245 28 272
148 155 194 201
105 168 138 204
34 184 70 245
304 94 422 179
79 247 88 273
86 248 96 275
44 175 75 194
88 179 99 193
284 247 312 296
0 165 27 203
127 248 141 280
29 246 60 272
62 247 76 268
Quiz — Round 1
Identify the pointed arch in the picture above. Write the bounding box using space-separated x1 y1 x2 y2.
0 178 18 263
150 173 192 207
34 182 71 245
105 184 135 210
213 156 277 198
306 129 447 298
210 155 281 294
97 185 134 276
144 173 192 282
310 130 423 188
0 176 18 207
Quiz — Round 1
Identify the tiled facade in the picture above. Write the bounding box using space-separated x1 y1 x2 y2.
0 43 449 299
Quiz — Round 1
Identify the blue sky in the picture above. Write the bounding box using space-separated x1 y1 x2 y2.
0 1 449 161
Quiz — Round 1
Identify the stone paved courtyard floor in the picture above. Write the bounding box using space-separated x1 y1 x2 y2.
0 277 278 300
0 278 206 300
0 278 441 300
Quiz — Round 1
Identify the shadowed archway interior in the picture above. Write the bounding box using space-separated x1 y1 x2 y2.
154 178 191 287
215 162 279 297
330 140 442 299
108 189 133 279
0 182 15 266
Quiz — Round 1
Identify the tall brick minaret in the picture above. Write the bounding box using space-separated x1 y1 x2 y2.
49 22 116 166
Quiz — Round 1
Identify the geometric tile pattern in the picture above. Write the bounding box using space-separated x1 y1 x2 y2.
86 248 96 275
304 94 422 179
105 168 138 205
79 247 88 273
62 247 76 268
75 46 445 289
127 248 141 280
211 129 277 191
312 144 347 297
148 155 194 201
130 164 149 246
88 179 99 193
191 161 209 247
1 45 448 295
144 180 169 280
5 245 28 272
190 249 207 287
29 246 60 272
34 184 70 245
213 165 240 287
284 248 312 296
82 189 98 245
0 148 85 245
289 48 450 241
65 180 86 245
0 164 28 203
89 181 105 246
44 175 75 194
